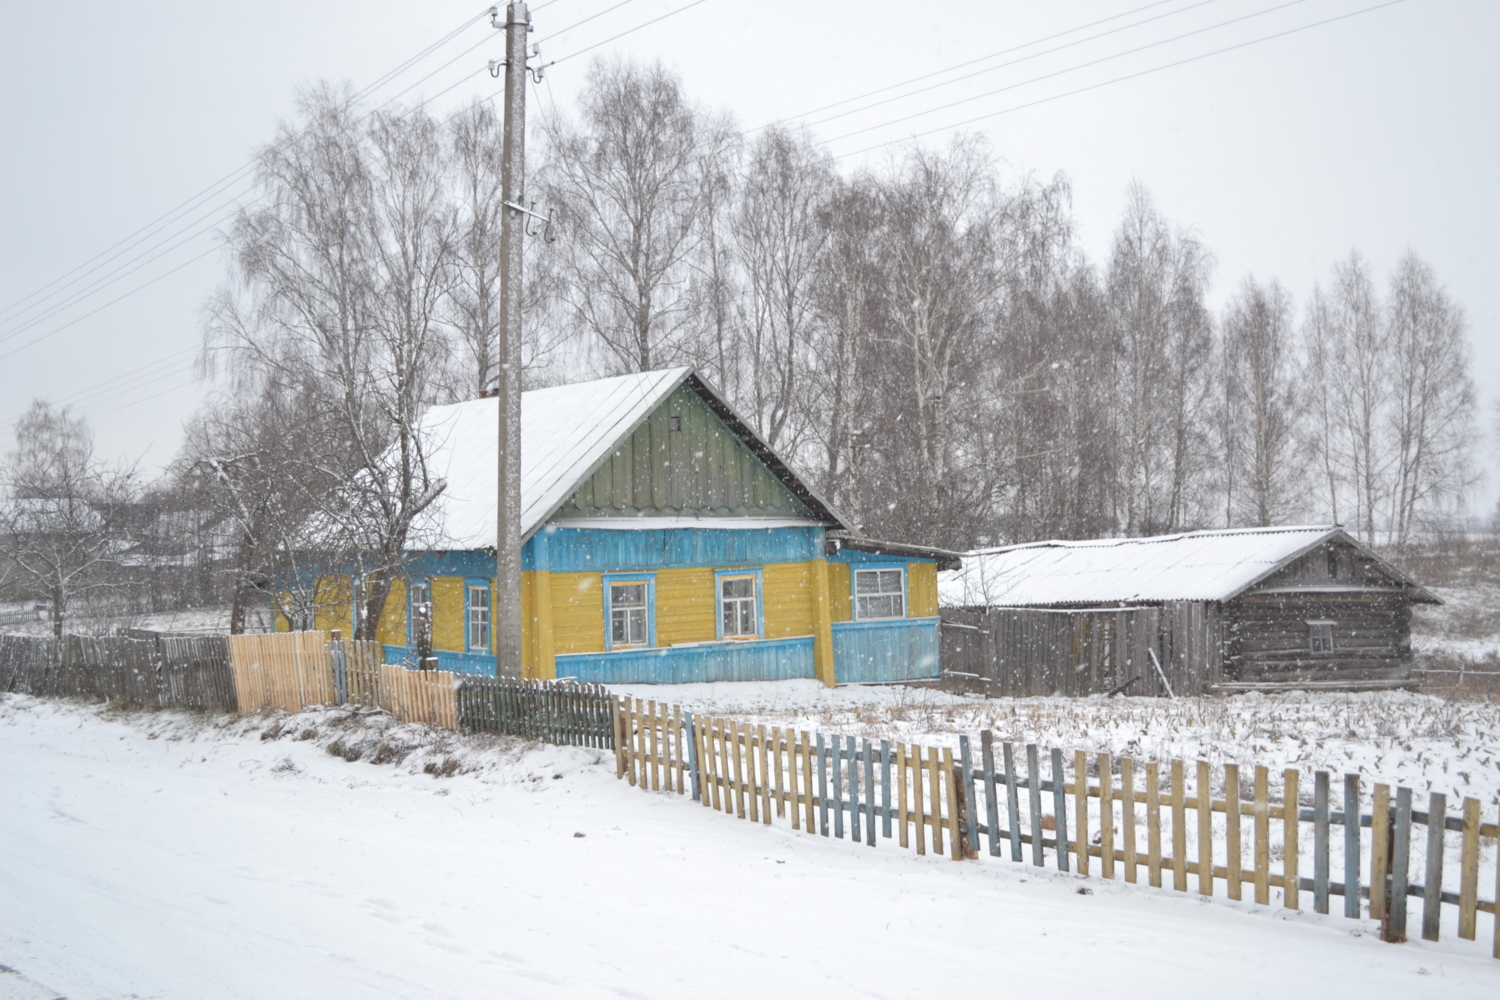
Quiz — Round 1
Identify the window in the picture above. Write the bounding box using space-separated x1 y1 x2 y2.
1308 621 1334 653
467 583 491 652
610 582 650 647
720 575 758 638
854 568 905 620
669 415 682 432
1326 548 1339 579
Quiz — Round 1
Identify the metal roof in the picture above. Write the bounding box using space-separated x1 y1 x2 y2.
409 367 847 549
937 525 1436 607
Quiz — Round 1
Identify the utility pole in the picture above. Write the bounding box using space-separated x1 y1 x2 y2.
494 1 529 678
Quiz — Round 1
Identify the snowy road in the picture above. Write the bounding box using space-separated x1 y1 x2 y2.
0 698 1494 999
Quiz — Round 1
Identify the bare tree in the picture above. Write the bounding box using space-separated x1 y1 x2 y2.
0 402 138 636
1106 183 1214 534
207 86 449 640
543 59 734 373
1220 276 1301 526
1385 251 1479 548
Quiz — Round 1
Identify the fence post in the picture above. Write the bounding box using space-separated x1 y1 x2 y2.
1344 774 1362 919
1052 747 1070 873
981 732 1001 858
1313 771 1330 914
1422 792 1447 942
880 739 893 841
959 735 979 860
1003 742 1022 862
863 738 877 847
817 733 829 837
1283 769 1300 910
1388 786 1413 942
685 712 700 801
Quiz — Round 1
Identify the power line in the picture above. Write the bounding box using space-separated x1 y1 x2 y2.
0 6 496 329
551 0 712 64
832 0 1409 159
822 0 1316 146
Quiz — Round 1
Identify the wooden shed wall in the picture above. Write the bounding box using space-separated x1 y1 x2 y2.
1223 591 1412 683
939 603 1222 697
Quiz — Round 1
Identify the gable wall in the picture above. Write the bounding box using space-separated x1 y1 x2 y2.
554 384 813 519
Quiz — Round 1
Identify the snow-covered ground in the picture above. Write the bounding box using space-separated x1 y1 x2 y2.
1414 582 1500 664
611 680 1500 808
2 695 1497 999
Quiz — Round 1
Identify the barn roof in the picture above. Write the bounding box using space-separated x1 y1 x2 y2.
409 367 848 549
937 525 1437 608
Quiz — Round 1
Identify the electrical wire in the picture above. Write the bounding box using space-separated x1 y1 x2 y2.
0 6 495 330
821 0 1316 146
831 0 1409 159
550 0 712 64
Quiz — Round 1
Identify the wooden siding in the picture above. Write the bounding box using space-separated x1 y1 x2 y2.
828 561 852 622
555 384 813 519
550 571 604 655
431 576 466 652
1258 540 1399 590
313 576 354 634
907 562 938 617
832 618 941 683
763 561 815 639
655 566 716 645
1225 592 1411 682
941 604 1221 697
558 635 816 684
526 525 822 572
377 578 407 646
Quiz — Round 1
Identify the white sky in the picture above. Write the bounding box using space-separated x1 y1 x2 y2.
0 0 1495 512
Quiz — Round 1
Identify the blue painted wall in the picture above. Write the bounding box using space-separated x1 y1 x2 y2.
831 617 941 684
555 635 815 684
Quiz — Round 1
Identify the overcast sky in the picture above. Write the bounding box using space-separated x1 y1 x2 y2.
0 0 1494 513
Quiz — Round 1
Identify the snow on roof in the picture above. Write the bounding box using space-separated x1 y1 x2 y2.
938 525 1361 607
411 367 692 549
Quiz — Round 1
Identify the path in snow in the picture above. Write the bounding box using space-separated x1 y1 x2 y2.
0 696 1495 999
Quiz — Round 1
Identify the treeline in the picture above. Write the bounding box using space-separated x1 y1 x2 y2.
0 61 1483 637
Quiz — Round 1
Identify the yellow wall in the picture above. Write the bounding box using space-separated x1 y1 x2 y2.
762 561 815 639
656 567 716 645
907 562 938 617
377 579 408 645
431 576 466 651
828 562 852 622
550 572 604 655
313 576 354 634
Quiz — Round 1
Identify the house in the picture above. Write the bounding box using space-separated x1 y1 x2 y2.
286 367 958 686
937 525 1437 695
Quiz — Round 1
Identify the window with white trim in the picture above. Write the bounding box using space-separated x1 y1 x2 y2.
720 575 758 638
854 568 905 620
467 584 491 651
610 582 650 647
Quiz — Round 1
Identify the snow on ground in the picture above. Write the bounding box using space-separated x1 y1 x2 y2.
609 681 1500 809
2 695 1497 999
1415 583 1500 663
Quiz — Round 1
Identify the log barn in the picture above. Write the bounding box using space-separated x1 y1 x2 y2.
279 367 958 685
937 526 1437 696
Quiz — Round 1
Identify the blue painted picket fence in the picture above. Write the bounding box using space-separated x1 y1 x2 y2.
612 696 1500 958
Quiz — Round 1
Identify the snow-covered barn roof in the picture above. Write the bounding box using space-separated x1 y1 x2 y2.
938 525 1436 608
409 367 847 549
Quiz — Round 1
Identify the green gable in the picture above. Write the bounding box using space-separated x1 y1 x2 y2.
553 384 815 520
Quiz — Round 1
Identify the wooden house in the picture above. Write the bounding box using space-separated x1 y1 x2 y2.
937 526 1437 695
285 367 958 685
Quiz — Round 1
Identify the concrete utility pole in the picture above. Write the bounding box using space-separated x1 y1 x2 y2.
494 1 529 678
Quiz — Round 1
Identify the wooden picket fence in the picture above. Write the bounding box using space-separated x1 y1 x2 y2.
457 676 614 747
381 662 459 729
612 696 1500 958
2 633 236 712
226 632 336 713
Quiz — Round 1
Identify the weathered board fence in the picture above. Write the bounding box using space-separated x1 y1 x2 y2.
2 633 236 711
940 604 1222 697
458 676 614 747
612 695 1500 958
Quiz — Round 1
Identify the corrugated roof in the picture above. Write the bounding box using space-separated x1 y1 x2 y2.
937 525 1403 607
411 367 691 549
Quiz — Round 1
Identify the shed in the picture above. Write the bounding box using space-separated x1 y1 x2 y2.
282 367 958 686
937 525 1437 695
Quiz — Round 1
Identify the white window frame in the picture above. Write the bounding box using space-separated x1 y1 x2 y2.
604 573 655 650
467 581 491 652
716 569 762 640
853 566 906 621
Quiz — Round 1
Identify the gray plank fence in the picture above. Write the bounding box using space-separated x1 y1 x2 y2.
2 633 235 711
941 604 1222 697
458 675 614 748
616 696 1500 959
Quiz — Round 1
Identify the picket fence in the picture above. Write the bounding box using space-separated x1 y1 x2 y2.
612 695 1500 958
1 633 236 711
457 676 614 748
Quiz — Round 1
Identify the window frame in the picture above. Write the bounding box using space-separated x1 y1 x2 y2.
465 578 492 653
851 564 908 622
1307 620 1335 654
603 572 656 651
714 567 764 641
407 578 432 652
